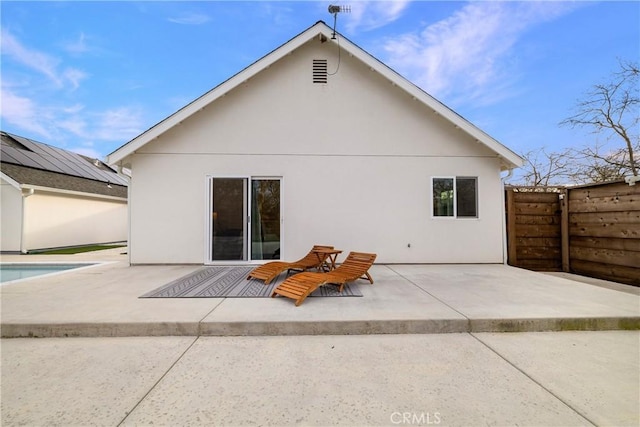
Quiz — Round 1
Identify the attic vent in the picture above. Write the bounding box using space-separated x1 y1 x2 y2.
313 59 328 84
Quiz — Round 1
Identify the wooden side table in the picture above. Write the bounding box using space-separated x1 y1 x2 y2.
312 248 343 272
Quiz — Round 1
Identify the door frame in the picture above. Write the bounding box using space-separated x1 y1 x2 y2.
204 175 282 265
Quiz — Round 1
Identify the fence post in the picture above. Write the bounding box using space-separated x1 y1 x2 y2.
560 189 570 272
506 189 517 266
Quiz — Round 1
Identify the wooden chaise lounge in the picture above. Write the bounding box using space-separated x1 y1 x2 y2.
270 251 377 306
246 245 334 285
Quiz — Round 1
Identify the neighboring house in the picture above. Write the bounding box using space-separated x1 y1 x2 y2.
1 131 128 253
107 21 523 265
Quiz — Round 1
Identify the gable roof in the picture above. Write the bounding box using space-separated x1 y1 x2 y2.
1 131 127 198
107 21 523 171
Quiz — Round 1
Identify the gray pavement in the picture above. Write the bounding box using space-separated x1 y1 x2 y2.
1 332 638 426
1 248 639 426
1 249 638 337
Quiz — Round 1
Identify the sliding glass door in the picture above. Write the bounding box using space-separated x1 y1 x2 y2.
210 178 248 261
251 179 281 260
208 177 281 262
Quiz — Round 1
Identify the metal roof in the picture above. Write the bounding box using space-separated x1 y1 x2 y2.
1 131 128 187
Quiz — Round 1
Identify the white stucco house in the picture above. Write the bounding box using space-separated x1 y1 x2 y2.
107 21 523 265
1 131 128 253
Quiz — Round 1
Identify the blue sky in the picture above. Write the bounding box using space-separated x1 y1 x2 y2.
1 1 638 164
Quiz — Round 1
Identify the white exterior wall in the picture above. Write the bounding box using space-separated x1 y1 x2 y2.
22 191 127 251
129 39 506 264
1 179 23 252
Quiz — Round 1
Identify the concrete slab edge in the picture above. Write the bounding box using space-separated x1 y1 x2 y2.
198 319 469 336
2 316 638 338
0 322 200 338
470 317 640 333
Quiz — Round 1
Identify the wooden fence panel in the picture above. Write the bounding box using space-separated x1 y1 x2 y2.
569 197 637 213
570 236 640 252
505 181 639 286
567 181 640 286
569 211 640 224
570 260 639 286
505 188 563 271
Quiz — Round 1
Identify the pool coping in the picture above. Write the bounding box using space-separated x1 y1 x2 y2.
0 261 116 286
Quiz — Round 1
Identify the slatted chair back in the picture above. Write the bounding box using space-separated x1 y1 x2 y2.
328 251 377 282
294 245 334 269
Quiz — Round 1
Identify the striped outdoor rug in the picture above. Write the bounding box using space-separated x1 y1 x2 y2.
140 266 362 298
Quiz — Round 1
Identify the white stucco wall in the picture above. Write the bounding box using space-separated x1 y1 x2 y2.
128 38 507 264
1 179 23 252
22 191 127 251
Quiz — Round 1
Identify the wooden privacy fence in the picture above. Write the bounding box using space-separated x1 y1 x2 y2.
506 188 563 271
505 181 640 286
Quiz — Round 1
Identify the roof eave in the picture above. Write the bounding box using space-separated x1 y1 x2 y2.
1 171 22 190
20 184 128 202
330 33 524 170
107 22 333 166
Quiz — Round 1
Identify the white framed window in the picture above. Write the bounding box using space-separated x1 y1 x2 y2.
432 176 478 218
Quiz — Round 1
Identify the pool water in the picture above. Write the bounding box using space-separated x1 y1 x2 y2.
0 263 96 283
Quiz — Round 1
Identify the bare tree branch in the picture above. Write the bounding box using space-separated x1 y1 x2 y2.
509 139 640 187
560 58 639 177
513 147 576 186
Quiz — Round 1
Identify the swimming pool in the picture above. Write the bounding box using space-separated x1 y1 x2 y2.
0 263 98 284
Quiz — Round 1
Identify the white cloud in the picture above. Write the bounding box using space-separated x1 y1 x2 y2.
63 103 85 114
63 32 90 55
58 116 88 137
1 83 143 149
93 107 144 141
0 29 62 86
168 12 211 25
346 0 411 33
1 29 89 91
382 1 581 106
0 87 52 138
63 68 89 90
0 30 128 154
259 3 295 28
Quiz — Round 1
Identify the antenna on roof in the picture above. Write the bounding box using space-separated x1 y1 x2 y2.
328 5 350 40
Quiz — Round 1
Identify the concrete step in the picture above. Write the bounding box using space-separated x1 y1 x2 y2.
3 316 638 338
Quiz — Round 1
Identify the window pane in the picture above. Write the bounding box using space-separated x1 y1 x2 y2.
456 177 477 217
433 178 454 217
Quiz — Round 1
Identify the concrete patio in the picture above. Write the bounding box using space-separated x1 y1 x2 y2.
1 247 638 338
2 248 639 426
